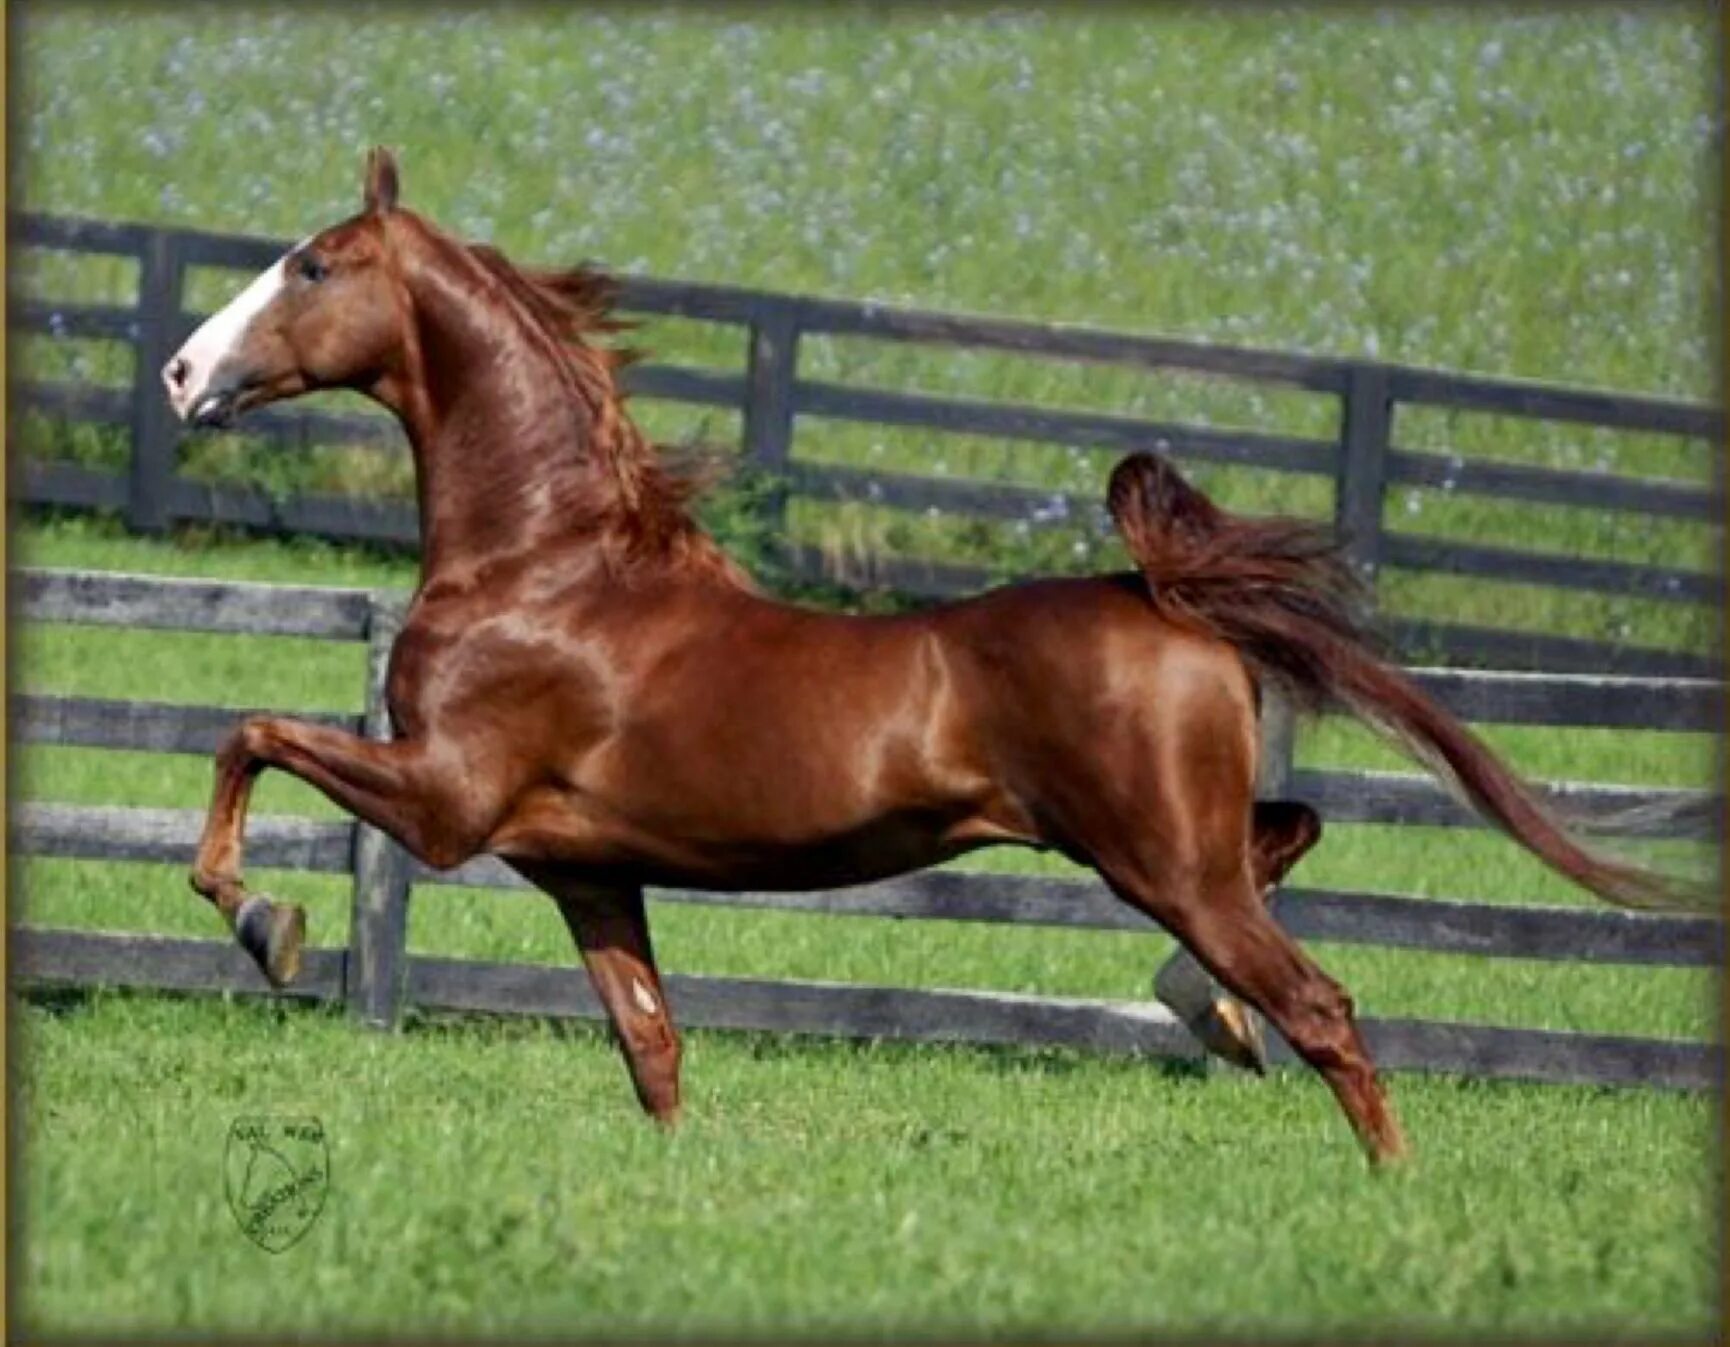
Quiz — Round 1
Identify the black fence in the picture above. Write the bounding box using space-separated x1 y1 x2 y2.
11 568 1721 1089
10 212 1725 678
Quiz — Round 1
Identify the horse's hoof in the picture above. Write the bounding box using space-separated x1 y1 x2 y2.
234 895 307 989
1153 957 1268 1073
1200 996 1269 1075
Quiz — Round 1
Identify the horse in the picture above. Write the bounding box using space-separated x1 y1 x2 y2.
161 148 1691 1166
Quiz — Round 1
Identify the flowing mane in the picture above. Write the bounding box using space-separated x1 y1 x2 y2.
462 241 751 588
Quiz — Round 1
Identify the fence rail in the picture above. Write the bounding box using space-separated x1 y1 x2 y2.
10 567 1721 1090
11 211 1724 678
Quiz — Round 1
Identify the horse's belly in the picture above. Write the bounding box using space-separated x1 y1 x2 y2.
640 815 992 891
482 619 1045 887
486 776 1028 892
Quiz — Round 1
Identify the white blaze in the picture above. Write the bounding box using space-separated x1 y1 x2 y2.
631 978 659 1016
162 250 293 420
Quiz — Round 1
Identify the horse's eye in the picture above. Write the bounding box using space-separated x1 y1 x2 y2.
295 253 328 284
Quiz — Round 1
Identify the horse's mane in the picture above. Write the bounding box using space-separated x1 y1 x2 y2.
462 242 751 588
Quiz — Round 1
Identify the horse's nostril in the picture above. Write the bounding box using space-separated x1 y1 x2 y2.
164 356 188 390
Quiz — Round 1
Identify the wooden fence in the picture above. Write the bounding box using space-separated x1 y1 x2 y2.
10 212 1725 679
10 567 1723 1090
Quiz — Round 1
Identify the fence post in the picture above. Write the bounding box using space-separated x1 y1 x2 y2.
742 304 800 470
741 304 800 542
128 228 185 534
345 590 412 1029
1335 364 1393 584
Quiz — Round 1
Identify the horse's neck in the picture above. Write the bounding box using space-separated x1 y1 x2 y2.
406 381 601 576
382 271 640 582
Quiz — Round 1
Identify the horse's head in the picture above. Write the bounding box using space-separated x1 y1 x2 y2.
163 148 412 428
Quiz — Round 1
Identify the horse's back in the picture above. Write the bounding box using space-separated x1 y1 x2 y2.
926 571 1256 713
650 569 1257 746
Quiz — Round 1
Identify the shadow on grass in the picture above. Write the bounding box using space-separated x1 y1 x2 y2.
405 1005 1208 1082
14 983 321 1028
14 985 1209 1082
719 1025 1210 1081
14 986 97 1019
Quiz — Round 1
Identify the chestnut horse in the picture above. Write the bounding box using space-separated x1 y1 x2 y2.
162 149 1685 1165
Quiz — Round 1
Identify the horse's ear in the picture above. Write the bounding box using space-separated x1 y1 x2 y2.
363 146 400 214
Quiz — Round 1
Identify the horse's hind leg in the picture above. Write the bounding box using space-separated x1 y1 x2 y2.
514 863 682 1125
1153 801 1321 1070
1251 801 1323 893
1116 854 1405 1165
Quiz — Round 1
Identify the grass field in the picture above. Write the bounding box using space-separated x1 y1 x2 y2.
17 994 1716 1340
8 2 1723 1341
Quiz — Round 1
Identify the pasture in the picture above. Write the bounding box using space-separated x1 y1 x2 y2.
18 993 1713 1339
8 3 1722 1341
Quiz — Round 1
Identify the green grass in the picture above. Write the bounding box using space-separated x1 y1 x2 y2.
16 993 1716 1340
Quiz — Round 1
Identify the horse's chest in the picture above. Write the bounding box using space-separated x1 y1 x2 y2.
381 622 462 736
381 612 610 743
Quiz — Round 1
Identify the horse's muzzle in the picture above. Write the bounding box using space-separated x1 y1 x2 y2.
188 388 239 430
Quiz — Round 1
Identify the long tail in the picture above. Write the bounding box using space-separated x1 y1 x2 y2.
1106 451 1706 911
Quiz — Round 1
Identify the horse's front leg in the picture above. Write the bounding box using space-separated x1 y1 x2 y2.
516 864 682 1125
192 716 489 986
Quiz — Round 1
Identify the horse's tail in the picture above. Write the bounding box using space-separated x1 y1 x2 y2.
1105 450 1705 912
